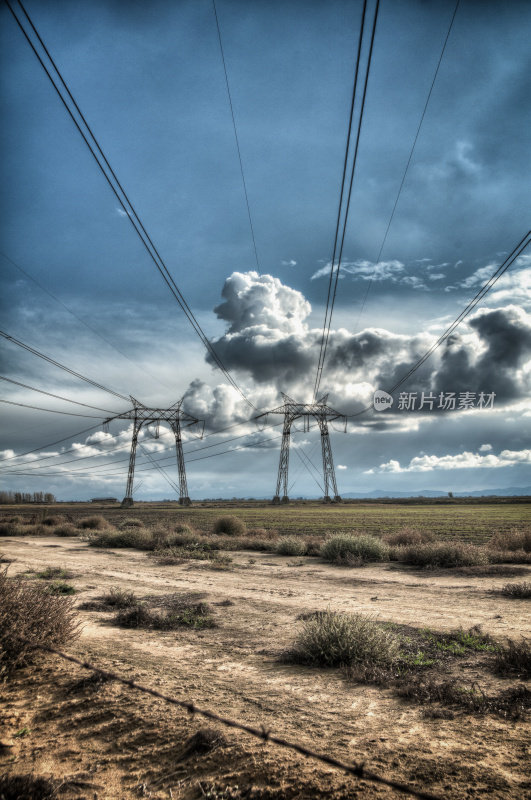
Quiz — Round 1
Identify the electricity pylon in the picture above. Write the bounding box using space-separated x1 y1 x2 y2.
255 393 346 504
103 397 203 507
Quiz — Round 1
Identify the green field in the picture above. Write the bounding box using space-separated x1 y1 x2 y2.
3 500 529 544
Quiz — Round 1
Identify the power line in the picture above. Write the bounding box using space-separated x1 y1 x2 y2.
212 0 260 271
314 0 380 400
0 330 130 402
0 250 175 394
313 0 368 403
348 232 531 418
353 0 460 332
0 398 108 419
6 0 256 411
0 375 118 414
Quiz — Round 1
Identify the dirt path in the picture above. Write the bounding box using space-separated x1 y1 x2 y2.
1 536 530 799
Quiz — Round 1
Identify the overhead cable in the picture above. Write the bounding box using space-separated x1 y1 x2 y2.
0 330 130 402
6 0 256 411
353 0 460 332
212 0 260 271
314 0 380 400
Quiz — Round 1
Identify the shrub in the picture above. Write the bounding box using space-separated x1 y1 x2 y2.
88 528 152 549
0 567 80 678
213 516 247 536
396 541 488 568
275 536 307 556
53 523 77 537
46 581 76 595
118 517 144 529
384 527 436 546
288 610 399 667
321 534 389 564
499 581 531 599
116 594 216 630
489 528 531 553
488 549 531 565
493 639 531 678
41 515 64 527
78 515 109 530
35 566 75 580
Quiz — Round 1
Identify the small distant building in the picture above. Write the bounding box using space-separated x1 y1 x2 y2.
90 497 118 504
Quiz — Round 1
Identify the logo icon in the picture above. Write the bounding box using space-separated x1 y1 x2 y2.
373 390 393 411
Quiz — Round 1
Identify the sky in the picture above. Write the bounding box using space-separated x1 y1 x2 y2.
0 0 530 500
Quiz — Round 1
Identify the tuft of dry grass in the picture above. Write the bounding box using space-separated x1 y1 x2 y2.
394 541 488 568
275 536 307 556
395 675 530 719
53 523 78 537
287 610 399 667
320 533 388 565
493 639 531 679
499 581 531 598
115 593 216 630
489 527 531 553
78 515 109 530
213 515 247 536
384 527 436 546
0 566 80 678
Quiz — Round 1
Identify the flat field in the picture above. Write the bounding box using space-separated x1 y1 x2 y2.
0 501 530 799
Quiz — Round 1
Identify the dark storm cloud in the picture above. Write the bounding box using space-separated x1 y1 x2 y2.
206 271 531 412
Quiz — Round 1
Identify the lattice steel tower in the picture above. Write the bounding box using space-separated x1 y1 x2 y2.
256 393 346 504
103 397 203 507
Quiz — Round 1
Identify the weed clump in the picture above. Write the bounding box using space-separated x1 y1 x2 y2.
321 533 389 565
493 639 531 679
118 517 144 529
41 515 64 527
275 536 307 556
53 523 77 537
45 581 76 595
384 527 436 546
499 581 531 599
288 610 399 667
395 675 529 719
116 593 216 630
78 515 109 530
395 541 488 568
35 566 75 580
0 567 80 678
88 528 151 549
489 528 531 553
213 516 247 536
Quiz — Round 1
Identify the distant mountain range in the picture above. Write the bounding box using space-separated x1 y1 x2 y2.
340 487 531 499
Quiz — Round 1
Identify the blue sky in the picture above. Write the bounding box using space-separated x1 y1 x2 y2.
0 0 530 500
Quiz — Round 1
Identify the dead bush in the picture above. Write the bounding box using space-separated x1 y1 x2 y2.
493 639 531 679
35 566 75 580
275 536 307 556
53 523 77 537
78 515 109 530
396 675 529 719
287 610 399 667
41 515 64 526
213 515 247 536
395 541 488 568
88 528 151 549
321 533 388 564
0 566 80 678
488 548 531 564
116 593 216 630
489 528 531 553
78 587 139 611
118 517 145 529
384 527 436 546
499 581 531 598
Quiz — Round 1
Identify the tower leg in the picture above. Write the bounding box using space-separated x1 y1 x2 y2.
122 416 141 507
171 417 191 505
274 419 291 503
319 417 339 503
